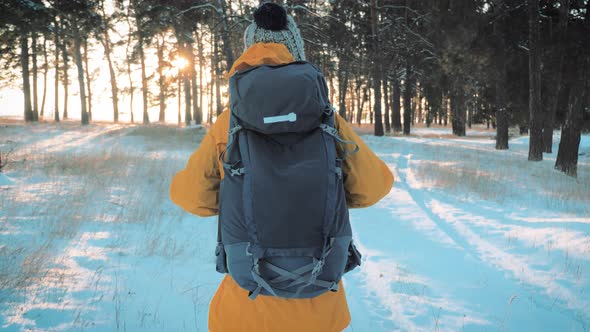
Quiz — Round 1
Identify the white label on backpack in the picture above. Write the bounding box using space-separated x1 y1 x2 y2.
263 112 297 124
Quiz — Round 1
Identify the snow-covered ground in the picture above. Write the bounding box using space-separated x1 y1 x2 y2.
0 123 588 332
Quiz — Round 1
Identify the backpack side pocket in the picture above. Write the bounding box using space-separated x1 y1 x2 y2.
344 241 362 273
215 243 228 273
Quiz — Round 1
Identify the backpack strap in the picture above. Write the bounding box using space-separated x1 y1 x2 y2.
248 239 339 300
319 123 359 160
293 237 337 296
219 114 245 177
216 115 244 274
319 105 359 161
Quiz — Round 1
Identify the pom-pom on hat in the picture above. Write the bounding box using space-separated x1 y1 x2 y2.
243 2 306 61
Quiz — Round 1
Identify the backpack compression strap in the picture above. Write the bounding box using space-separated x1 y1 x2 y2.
319 105 359 160
248 238 339 300
219 118 245 177
319 124 359 160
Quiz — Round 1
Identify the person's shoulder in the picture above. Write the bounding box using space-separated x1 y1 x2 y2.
209 108 231 144
334 113 349 131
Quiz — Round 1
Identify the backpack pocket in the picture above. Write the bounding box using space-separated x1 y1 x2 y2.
215 243 228 273
344 241 362 273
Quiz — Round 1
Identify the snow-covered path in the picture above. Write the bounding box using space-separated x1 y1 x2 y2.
1 124 588 331
345 134 589 332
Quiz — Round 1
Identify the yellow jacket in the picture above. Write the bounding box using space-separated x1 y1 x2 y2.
170 43 394 332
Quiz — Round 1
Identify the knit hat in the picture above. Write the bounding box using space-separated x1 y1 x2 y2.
243 3 306 61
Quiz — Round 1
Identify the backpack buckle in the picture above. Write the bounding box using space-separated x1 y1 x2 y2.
229 167 245 176
324 105 335 116
335 166 342 179
229 125 242 136
311 258 325 276
319 124 338 137
329 281 338 292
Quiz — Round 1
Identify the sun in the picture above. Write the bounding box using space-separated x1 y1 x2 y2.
172 57 189 71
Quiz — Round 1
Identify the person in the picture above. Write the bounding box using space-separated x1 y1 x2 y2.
170 3 393 331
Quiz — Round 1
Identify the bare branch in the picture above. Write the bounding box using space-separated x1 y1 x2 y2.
176 4 221 17
288 5 346 25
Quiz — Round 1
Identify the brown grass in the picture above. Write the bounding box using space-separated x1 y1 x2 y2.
412 144 590 216
0 125 199 299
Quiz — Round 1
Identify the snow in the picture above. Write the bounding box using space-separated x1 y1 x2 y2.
0 123 588 332
0 173 13 185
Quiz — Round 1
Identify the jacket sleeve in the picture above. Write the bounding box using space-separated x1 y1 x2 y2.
335 114 394 208
169 131 221 217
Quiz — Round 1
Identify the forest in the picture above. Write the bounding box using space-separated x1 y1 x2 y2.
1 0 589 177
1 2 589 331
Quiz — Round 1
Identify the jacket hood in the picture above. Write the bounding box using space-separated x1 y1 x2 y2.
227 43 295 79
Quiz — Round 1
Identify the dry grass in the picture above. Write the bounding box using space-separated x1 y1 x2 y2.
0 125 198 300
124 125 206 151
412 144 590 216
0 181 93 300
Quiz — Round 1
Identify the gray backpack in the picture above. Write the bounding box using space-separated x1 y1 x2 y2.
215 61 362 300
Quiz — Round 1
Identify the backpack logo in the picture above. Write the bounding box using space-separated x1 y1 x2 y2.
263 112 297 124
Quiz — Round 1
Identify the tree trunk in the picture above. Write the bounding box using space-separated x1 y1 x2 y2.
218 0 234 70
338 59 349 119
184 70 192 125
189 42 200 125
126 55 134 124
416 87 422 125
178 77 182 125
31 31 39 121
83 39 92 122
329 68 336 104
542 0 569 153
41 34 48 118
426 101 431 127
348 77 355 123
359 86 366 125
174 30 193 126
197 28 205 125
103 23 120 123
443 97 448 126
61 27 69 120
179 40 192 125
214 32 222 117
493 17 509 149
495 70 509 150
73 31 89 125
383 77 390 132
528 0 543 161
428 85 442 128
138 33 149 124
125 6 134 123
157 36 166 123
54 26 60 122
368 82 373 125
410 97 416 125
372 69 384 136
554 80 586 177
370 0 383 136
355 81 362 125
208 76 213 124
209 35 214 124
21 30 34 122
468 101 473 128
391 78 402 132
451 87 466 136
403 64 413 135
555 5 589 177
